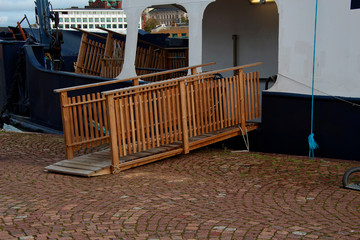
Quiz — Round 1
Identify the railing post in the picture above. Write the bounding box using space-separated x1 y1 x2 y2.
60 92 74 159
105 94 120 173
238 69 246 131
133 78 139 86
191 67 197 75
179 80 189 154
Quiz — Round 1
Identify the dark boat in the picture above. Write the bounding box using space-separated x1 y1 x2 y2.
0 1 188 133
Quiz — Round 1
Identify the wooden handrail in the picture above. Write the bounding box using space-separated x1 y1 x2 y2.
102 62 262 96
72 27 107 40
97 26 165 50
54 62 215 93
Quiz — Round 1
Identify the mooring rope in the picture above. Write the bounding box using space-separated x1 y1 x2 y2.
309 0 320 158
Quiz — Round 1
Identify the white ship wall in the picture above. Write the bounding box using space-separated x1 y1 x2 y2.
271 0 360 98
202 0 279 79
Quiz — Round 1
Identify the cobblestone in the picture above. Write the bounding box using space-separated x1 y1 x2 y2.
0 130 359 239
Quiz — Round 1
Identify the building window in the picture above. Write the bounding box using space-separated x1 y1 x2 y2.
71 18 75 22
71 24 75 28
95 18 99 22
106 18 111 22
118 18 123 22
59 18 63 22
77 18 81 22
65 18 69 22
181 33 187 38
113 24 117 28
83 24 88 28
65 24 69 29
89 18 93 22
89 24 94 29
83 18 87 22
101 18 105 22
77 24 81 28
124 24 127 28
59 24 63 28
118 24 123 28
172 33 178 37
107 24 111 28
124 18 127 22
101 24 105 28
95 24 100 28
112 18 116 22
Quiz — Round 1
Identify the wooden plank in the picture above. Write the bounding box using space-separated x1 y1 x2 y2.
76 96 85 149
45 165 93 177
157 90 164 145
53 161 106 171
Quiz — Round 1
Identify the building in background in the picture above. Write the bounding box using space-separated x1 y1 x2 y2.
147 7 187 26
51 8 142 34
151 23 188 38
86 0 123 9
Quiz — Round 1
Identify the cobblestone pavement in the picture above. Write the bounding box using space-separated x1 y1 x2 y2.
0 130 359 240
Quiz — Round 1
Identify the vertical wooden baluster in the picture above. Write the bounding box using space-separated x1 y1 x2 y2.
157 90 164 145
144 91 151 149
230 77 235 126
81 95 90 148
71 97 80 151
114 96 123 157
239 69 246 131
124 97 132 154
139 93 146 151
91 93 99 145
153 91 160 147
119 97 127 156
96 93 105 144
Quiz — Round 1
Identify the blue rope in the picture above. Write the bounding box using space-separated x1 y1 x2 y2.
309 0 319 158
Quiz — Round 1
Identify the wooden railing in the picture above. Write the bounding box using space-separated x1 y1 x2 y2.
55 63 215 159
74 28 189 79
74 30 106 75
101 63 262 170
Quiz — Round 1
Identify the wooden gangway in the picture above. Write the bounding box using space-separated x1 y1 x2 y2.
45 62 262 177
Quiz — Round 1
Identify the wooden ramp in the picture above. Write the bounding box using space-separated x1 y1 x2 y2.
45 125 257 177
48 63 262 177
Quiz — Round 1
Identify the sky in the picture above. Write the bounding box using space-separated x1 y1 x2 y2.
0 0 89 27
